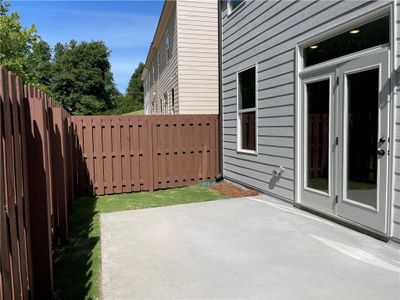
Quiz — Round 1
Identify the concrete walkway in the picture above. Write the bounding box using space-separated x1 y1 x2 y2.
101 195 400 299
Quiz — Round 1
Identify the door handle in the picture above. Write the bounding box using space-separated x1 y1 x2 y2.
377 149 385 156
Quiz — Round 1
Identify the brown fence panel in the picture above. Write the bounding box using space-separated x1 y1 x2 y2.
1 67 220 299
24 91 54 299
73 114 220 197
0 68 34 299
1 67 74 299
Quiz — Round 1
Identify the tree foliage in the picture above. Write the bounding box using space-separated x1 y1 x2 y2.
0 0 41 82
99 63 144 115
0 0 143 116
51 40 120 115
127 62 144 106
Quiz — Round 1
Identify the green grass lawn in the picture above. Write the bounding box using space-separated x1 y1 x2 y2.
54 185 228 299
124 109 144 115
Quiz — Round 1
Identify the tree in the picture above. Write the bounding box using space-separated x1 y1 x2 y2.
51 40 119 115
27 39 52 86
0 0 10 14
0 0 40 80
126 62 144 107
98 62 144 115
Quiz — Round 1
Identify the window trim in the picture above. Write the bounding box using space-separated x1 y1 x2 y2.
157 50 161 79
236 63 258 155
299 12 391 73
228 0 245 16
165 31 170 65
171 88 175 114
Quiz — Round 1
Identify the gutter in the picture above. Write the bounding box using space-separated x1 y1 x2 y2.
217 0 224 180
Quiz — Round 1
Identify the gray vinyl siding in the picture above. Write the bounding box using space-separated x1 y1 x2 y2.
222 0 398 237
393 0 400 240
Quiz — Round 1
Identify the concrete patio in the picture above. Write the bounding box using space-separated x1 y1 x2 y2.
101 195 400 299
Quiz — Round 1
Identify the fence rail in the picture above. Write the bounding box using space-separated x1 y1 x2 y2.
1 66 220 299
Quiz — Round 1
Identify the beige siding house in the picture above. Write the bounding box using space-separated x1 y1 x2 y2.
142 0 218 115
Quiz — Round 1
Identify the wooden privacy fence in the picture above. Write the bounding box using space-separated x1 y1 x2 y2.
1 66 220 299
0 67 75 299
73 115 220 196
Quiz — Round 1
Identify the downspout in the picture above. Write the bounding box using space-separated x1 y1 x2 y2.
217 0 224 182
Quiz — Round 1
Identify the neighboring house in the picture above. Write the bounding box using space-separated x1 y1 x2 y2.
221 0 400 242
142 0 218 115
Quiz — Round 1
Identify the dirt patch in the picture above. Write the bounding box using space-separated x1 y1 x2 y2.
207 181 259 198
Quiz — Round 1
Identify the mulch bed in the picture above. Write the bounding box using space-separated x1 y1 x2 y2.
207 181 259 198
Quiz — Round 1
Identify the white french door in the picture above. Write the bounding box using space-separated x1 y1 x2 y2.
337 50 389 232
300 49 390 233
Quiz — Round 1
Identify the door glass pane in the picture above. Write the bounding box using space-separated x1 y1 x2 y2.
306 80 330 193
346 69 379 208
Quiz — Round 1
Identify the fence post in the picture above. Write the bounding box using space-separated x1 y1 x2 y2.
147 117 154 192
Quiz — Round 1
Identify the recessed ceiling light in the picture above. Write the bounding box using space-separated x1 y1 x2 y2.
310 45 318 49
350 29 360 34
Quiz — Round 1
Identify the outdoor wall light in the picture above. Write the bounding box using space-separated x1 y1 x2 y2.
349 29 360 34
309 45 318 49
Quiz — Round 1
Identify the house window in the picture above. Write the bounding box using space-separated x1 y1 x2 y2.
152 63 156 82
229 0 244 13
171 88 175 114
163 93 168 115
165 32 170 65
237 66 256 152
160 98 163 114
157 51 161 78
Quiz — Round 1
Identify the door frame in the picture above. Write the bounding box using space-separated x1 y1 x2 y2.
294 4 395 236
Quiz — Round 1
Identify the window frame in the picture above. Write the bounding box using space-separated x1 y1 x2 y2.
157 50 161 78
236 64 258 155
228 0 245 16
165 31 170 65
171 88 175 114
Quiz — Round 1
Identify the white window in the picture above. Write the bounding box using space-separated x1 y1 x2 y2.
171 88 175 114
228 0 244 14
152 63 156 82
165 32 170 65
237 66 257 152
157 51 161 78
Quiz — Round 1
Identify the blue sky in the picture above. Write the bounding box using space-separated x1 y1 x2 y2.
10 1 164 92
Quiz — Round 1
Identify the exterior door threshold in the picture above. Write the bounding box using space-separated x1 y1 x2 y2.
294 202 391 243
